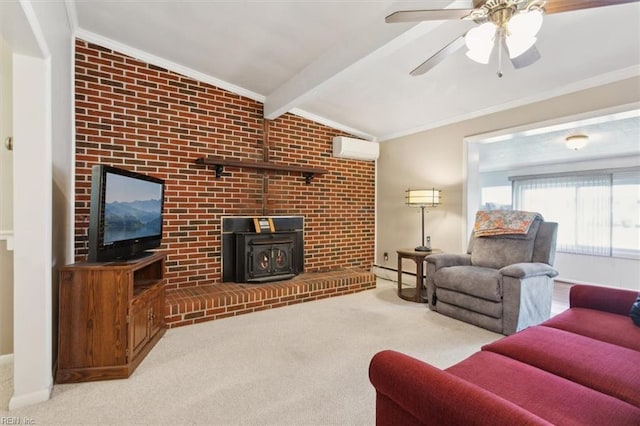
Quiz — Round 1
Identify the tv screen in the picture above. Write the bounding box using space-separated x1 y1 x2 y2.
88 165 165 262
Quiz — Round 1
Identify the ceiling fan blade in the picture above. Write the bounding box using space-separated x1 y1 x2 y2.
385 9 474 23
410 36 466 76
544 0 639 15
510 45 541 69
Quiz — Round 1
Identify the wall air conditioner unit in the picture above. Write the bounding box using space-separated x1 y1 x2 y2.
332 136 379 161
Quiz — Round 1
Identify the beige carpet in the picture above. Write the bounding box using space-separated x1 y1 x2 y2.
0 357 12 412
2 278 500 425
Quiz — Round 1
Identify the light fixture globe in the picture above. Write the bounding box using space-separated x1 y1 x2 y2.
565 134 589 151
462 1 546 73
508 9 543 38
506 8 542 58
506 34 537 58
465 22 496 64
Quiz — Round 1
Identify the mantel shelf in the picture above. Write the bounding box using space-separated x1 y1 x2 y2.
196 156 328 184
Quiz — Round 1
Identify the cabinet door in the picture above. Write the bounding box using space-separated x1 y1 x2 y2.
148 284 165 339
129 296 149 361
58 269 128 369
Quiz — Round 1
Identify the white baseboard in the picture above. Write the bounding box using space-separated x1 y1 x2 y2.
0 353 13 366
372 265 419 287
9 385 52 410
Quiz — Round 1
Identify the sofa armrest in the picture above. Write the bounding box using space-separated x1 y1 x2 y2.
369 350 551 426
425 253 471 270
500 262 559 279
570 284 638 316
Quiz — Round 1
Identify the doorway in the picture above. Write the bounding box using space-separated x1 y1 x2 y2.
0 34 15 410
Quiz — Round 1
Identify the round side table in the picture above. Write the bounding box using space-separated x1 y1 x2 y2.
396 248 442 303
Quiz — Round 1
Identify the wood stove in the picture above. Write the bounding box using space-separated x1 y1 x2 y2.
235 232 298 283
221 216 304 283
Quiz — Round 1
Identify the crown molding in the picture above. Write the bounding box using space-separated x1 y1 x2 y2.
74 28 265 103
72 29 376 140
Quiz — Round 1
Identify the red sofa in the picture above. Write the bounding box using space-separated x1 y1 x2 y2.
369 285 640 425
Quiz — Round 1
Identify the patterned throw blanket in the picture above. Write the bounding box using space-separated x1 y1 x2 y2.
473 210 542 237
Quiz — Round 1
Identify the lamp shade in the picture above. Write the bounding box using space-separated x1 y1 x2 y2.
406 188 441 207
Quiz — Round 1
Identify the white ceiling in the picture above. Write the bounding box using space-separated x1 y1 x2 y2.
478 109 640 172
69 1 640 142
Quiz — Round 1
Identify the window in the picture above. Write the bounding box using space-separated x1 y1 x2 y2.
481 185 512 210
612 171 640 258
511 169 639 259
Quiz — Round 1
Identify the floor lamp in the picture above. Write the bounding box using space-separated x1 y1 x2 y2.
406 188 441 252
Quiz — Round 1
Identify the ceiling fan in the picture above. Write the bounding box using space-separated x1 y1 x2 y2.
386 0 638 78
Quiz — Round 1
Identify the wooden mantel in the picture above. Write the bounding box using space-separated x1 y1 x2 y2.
195 156 328 184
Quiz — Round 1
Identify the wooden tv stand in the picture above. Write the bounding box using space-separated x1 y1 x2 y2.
56 251 166 383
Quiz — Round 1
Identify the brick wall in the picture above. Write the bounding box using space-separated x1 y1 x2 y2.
74 39 375 290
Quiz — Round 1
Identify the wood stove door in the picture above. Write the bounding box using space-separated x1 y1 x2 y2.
248 239 294 280
270 243 294 275
249 244 273 280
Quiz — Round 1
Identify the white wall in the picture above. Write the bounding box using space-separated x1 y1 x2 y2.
1 0 73 410
555 253 639 290
12 52 53 410
0 36 14 356
377 77 640 282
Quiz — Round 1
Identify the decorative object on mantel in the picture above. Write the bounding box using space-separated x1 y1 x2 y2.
253 217 275 233
195 156 328 184
405 188 441 252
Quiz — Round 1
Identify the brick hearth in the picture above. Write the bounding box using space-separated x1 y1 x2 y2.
165 268 376 327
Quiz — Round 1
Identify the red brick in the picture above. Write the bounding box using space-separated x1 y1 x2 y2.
74 38 374 299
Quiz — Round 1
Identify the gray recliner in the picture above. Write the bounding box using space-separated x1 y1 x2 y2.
425 215 558 335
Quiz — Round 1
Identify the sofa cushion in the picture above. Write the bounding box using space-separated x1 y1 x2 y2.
447 351 640 425
542 307 640 351
482 326 640 407
631 294 640 326
434 265 501 302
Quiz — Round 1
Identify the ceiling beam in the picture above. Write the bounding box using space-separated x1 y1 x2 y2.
263 7 453 121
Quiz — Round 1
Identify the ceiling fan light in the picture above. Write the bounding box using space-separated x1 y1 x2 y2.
465 22 495 64
466 47 493 64
506 35 537 59
465 22 496 51
509 9 543 38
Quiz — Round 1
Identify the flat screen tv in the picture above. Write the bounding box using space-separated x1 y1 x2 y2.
88 165 165 262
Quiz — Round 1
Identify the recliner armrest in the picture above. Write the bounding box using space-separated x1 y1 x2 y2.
426 253 471 270
500 262 559 279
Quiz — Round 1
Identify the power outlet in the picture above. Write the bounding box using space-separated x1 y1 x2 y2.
383 252 388 262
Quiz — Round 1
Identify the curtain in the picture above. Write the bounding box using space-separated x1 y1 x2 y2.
513 174 611 256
